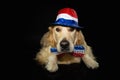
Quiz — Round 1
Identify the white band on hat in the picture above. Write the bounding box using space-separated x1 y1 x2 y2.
56 13 78 22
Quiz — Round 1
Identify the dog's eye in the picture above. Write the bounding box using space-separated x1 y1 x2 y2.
68 28 75 32
56 28 61 32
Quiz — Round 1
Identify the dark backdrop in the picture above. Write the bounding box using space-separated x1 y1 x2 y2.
20 1 118 80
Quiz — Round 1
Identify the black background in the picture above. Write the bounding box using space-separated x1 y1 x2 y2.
7 0 118 80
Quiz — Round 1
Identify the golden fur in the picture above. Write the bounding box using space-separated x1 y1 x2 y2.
35 26 99 72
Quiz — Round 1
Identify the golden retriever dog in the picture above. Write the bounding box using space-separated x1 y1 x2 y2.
35 25 99 72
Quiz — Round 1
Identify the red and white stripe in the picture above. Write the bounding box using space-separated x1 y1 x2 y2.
56 13 78 22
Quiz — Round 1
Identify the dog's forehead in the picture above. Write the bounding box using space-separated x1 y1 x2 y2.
54 26 73 29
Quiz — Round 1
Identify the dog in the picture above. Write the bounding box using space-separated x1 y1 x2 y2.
35 25 99 72
35 8 99 72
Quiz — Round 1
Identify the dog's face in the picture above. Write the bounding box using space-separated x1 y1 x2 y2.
53 26 76 52
49 26 82 53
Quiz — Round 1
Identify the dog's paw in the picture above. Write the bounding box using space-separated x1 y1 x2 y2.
85 60 99 69
45 62 58 72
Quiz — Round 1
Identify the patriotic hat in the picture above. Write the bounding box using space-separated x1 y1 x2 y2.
52 8 82 29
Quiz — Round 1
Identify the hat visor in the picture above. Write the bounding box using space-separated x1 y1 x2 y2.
50 23 83 29
50 18 83 29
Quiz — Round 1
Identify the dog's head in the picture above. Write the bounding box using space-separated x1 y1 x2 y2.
41 25 85 53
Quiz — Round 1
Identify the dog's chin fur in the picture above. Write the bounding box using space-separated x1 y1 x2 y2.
35 26 99 72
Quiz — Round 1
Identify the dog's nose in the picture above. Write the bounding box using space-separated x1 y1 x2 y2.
60 40 69 49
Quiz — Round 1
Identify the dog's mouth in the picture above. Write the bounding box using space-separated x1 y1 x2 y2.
60 47 70 53
50 45 85 57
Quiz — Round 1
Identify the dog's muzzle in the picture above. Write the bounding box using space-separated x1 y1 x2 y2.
60 39 70 52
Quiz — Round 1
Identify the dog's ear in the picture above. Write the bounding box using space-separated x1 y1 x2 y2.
48 26 56 47
74 30 86 45
40 26 56 47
